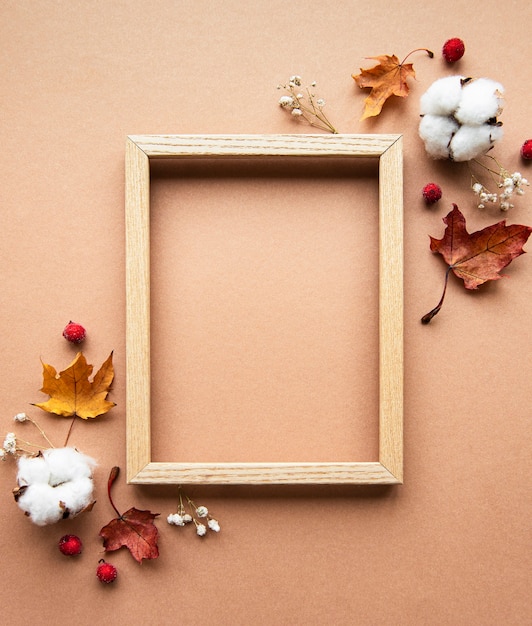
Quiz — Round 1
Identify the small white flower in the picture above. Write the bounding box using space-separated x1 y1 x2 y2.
291 108 303 117
183 513 193 523
196 505 208 518
167 513 185 526
13 413 28 423
472 182 483 195
0 449 6 460
3 432 17 455
316 98 325 107
196 523 207 536
289 75 302 86
279 95 294 108
208 519 221 532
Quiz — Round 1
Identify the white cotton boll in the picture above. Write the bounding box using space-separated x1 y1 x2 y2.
16 483 65 526
419 114 459 159
449 124 504 161
454 78 504 125
54 476 94 514
16 454 50 486
43 447 96 486
14 447 96 525
420 76 465 116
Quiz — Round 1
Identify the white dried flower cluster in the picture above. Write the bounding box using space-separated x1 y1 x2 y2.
167 491 221 537
277 75 337 134
13 447 96 526
2 432 17 457
472 167 529 211
419 76 504 161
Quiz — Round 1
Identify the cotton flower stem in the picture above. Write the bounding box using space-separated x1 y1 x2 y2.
421 267 452 324
400 48 434 65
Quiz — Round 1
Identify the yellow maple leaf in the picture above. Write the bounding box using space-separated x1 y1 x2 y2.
352 48 433 120
33 352 115 420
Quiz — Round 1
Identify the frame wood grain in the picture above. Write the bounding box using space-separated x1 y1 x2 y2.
125 134 403 485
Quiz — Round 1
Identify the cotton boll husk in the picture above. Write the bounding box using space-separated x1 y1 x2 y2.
454 78 504 125
420 75 464 116
43 447 96 486
16 483 65 526
16 454 50 486
450 124 504 161
419 114 460 159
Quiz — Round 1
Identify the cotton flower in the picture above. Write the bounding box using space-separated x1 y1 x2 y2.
419 76 504 161
14 447 96 526
208 519 221 532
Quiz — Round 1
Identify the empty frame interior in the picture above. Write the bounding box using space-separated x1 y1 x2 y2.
125 134 403 485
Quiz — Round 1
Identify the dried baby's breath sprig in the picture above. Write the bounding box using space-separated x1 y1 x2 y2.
469 154 529 211
167 486 221 537
1 413 56 459
277 75 338 134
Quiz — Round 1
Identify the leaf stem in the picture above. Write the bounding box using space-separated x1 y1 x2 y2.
421 266 452 324
400 48 434 65
107 466 122 517
63 416 76 447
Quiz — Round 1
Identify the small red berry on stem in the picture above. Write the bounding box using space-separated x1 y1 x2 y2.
520 139 532 160
442 38 465 63
96 559 118 584
62 321 86 344
58 534 83 556
422 183 442 205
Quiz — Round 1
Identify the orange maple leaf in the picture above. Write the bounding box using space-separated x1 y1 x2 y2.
422 204 532 323
33 351 115 419
352 48 433 120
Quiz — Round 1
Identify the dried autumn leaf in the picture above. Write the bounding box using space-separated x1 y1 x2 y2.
422 204 532 323
352 48 433 120
99 467 159 563
33 351 115 419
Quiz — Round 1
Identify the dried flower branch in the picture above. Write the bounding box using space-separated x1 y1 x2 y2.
167 486 221 536
469 154 529 211
277 75 338 133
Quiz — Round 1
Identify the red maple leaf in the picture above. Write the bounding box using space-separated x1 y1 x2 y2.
99 467 159 563
422 204 532 323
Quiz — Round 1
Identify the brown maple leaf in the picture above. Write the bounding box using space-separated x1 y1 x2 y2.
99 467 159 563
422 204 532 323
33 351 115 419
352 48 433 120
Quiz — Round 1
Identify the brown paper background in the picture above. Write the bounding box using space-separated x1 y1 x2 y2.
1 1 530 624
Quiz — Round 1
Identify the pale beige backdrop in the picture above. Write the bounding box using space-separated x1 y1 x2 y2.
1 1 530 624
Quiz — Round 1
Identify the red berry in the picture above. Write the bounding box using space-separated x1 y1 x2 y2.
520 139 532 160
422 183 442 204
62 321 86 343
58 534 83 556
442 38 465 63
96 560 117 584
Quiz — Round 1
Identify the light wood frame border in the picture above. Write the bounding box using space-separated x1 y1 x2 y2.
125 134 403 485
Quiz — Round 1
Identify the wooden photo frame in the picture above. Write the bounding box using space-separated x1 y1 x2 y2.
125 134 403 485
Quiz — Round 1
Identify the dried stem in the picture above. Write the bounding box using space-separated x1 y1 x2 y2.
400 48 434 65
421 267 452 324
